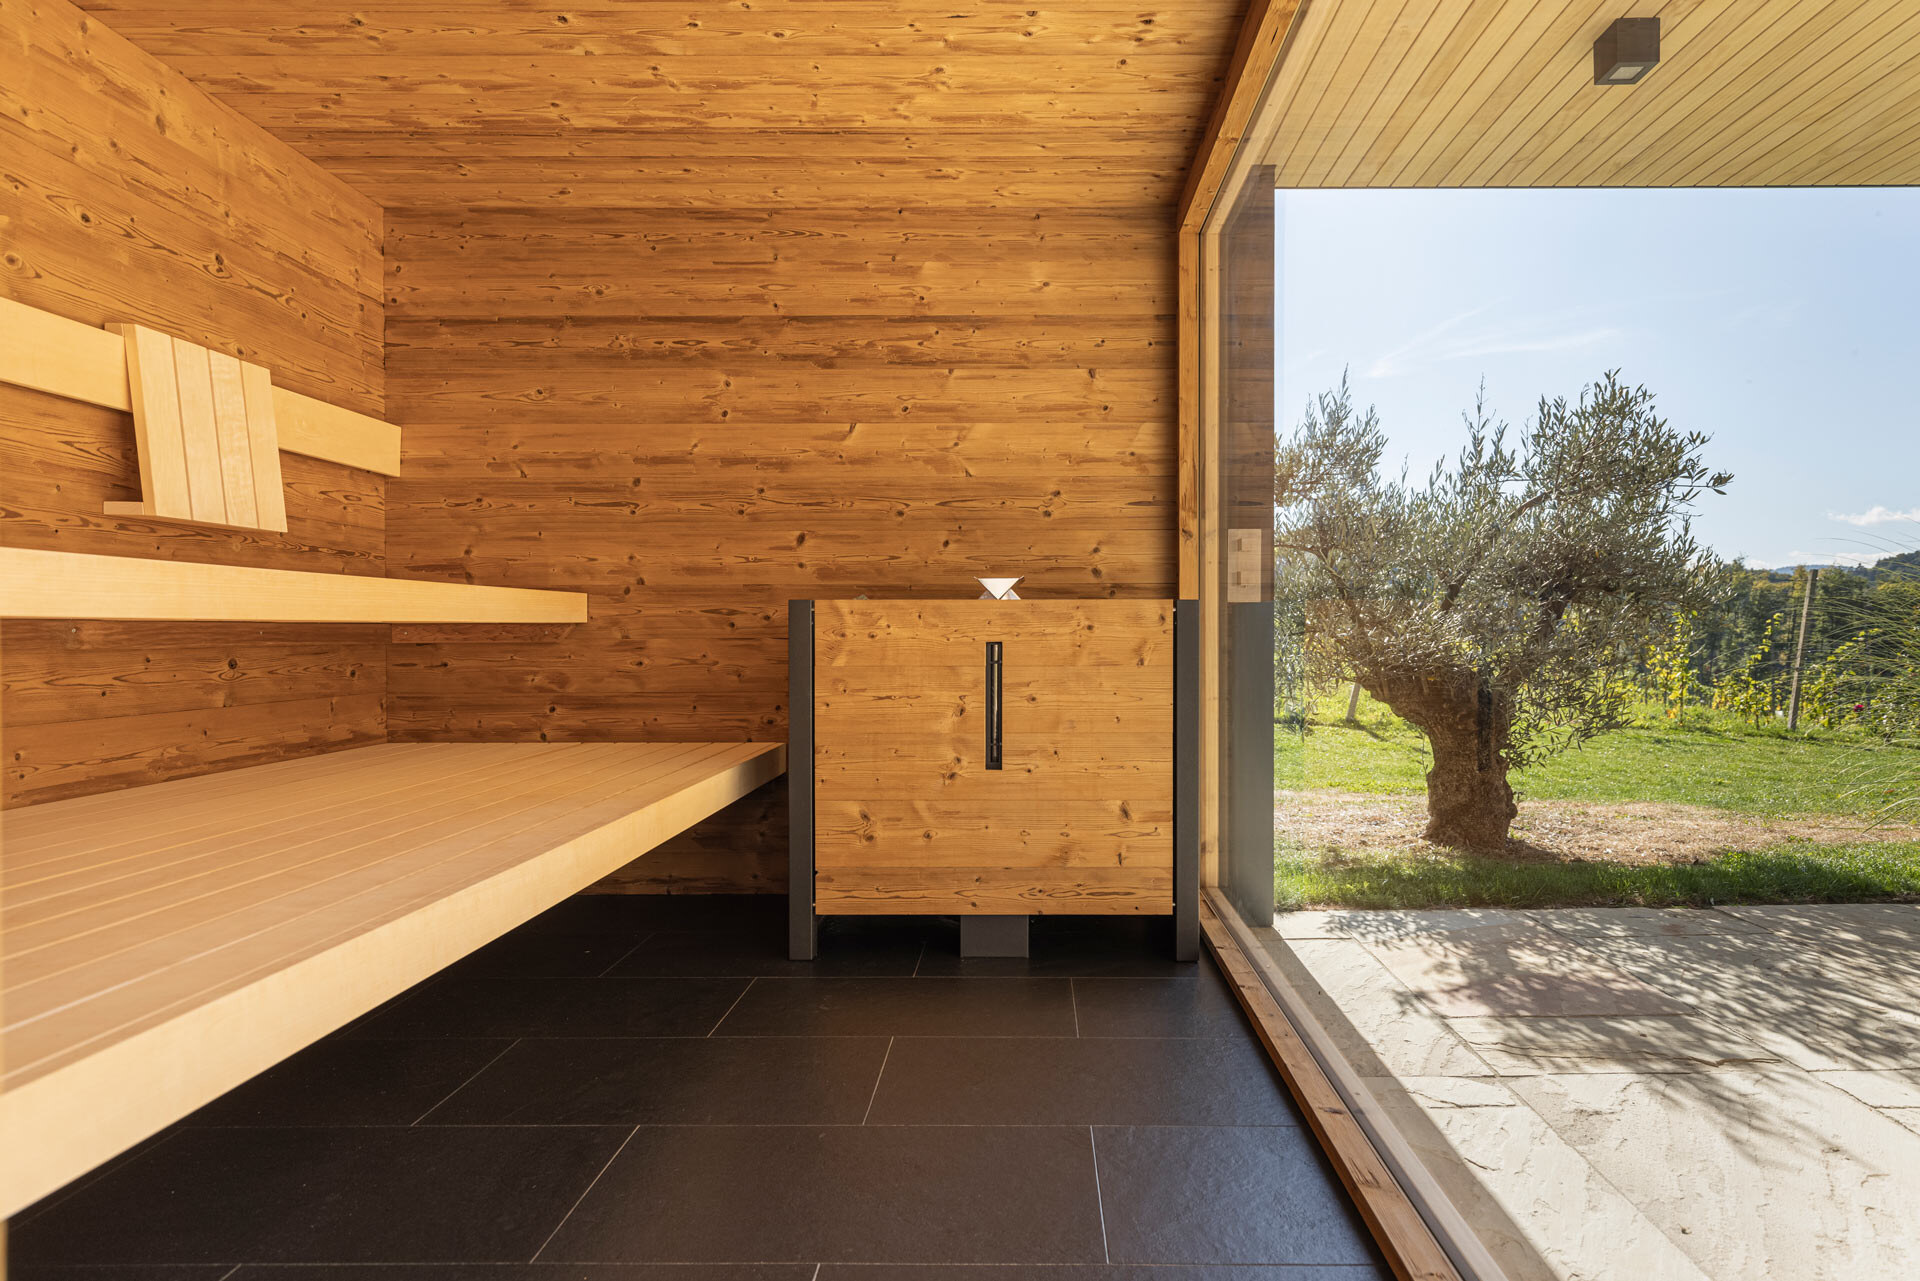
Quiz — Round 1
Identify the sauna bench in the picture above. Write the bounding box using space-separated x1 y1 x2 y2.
0 739 785 1218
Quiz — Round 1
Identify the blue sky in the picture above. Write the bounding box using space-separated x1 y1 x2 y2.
1277 188 1920 569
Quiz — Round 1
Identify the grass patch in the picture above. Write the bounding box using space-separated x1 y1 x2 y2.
1276 839 1920 911
1276 692 1920 909
1277 693 1906 819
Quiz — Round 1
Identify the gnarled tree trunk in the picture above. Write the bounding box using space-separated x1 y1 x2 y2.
1421 726 1516 849
1372 670 1518 850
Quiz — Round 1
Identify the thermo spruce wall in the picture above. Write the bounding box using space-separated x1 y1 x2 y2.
383 209 1184 889
54 0 1243 885
0 0 387 805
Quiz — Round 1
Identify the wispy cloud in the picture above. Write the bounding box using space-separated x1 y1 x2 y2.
1828 506 1920 527
1366 305 1621 378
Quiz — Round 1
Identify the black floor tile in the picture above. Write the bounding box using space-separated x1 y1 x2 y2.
232 1268 816 1280
912 915 1197 978
866 1035 1301 1127
22 893 1379 1276
424 1036 890 1125
820 1267 1388 1279
712 977 1077 1037
10 1126 630 1265
353 977 750 1039
186 1037 514 1126
611 915 927 977
1071 968 1249 1039
543 1125 1106 1265
442 927 651 979
1094 1126 1380 1266
11 1127 187 1230
533 894 787 936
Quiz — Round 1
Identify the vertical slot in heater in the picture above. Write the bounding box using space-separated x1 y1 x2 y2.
985 641 1004 770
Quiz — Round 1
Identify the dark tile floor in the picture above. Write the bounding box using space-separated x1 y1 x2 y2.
11 896 1387 1280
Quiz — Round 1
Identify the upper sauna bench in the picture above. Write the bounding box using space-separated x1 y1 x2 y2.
0 548 587 624
0 739 787 1218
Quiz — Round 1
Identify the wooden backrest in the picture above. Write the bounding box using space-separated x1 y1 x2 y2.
113 323 288 532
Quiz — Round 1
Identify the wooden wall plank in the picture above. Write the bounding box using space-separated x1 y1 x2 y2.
384 203 1187 890
1 0 388 808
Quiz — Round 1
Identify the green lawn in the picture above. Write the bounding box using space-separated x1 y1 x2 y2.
1277 694 1902 818
1277 841 1920 911
1276 693 1920 910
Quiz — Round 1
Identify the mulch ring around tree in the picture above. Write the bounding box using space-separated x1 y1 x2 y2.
1276 789 1920 864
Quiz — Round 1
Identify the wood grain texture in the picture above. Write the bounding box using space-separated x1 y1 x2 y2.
811 600 1173 914
0 740 785 1220
0 0 388 807
0 548 589 624
1258 0 1920 187
383 205 1194 888
61 0 1243 887
1180 0 1307 230
73 1 1242 213
1 299 402 478
101 327 290 532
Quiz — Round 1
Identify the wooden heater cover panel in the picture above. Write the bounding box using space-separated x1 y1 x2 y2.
813 599 1174 914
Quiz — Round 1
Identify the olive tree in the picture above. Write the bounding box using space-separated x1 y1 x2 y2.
1276 372 1730 849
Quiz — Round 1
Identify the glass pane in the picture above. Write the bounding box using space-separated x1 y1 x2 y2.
1215 168 1278 926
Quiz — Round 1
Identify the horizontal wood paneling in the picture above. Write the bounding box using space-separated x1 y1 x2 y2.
72 2 1235 214
586 776 790 895
69 0 1238 886
79 2 1239 57
385 205 1185 887
1 0 388 807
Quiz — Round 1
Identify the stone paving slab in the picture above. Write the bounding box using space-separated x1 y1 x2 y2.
1534 907 1770 939
1813 1069 1920 1109
1272 908 1547 941
1510 1067 1920 1281
1444 1016 1777 1075
1370 1075 1713 1281
1367 925 1693 1018
1570 933 1920 1071
1280 939 1491 1077
1268 905 1920 1281
1713 903 1920 945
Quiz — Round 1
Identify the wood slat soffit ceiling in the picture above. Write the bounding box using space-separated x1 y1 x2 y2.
1258 0 1920 188
72 0 1247 212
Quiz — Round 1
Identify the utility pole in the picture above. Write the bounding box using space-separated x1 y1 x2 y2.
1787 566 1819 731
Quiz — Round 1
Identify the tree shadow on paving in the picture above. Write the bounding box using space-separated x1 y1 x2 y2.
1283 903 1920 1177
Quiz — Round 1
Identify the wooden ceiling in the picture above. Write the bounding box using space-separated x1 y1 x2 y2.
74 1 1246 211
1258 0 1920 187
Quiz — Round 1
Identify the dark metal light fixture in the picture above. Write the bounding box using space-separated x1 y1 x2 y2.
1594 17 1660 85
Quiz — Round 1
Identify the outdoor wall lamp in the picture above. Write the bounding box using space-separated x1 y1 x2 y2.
1594 17 1660 85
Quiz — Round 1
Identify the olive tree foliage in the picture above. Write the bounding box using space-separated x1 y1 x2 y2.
1275 372 1731 849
